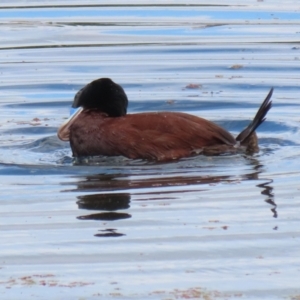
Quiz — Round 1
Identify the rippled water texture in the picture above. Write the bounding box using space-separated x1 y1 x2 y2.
1 1 300 300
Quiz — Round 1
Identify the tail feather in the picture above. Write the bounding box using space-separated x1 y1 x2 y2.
236 88 273 143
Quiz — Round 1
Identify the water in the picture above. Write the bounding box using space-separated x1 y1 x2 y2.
1 1 300 300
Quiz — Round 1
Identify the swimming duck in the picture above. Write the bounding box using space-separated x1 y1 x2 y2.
58 78 273 161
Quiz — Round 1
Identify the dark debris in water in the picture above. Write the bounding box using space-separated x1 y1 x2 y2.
0 274 94 288
149 287 243 300
185 83 202 89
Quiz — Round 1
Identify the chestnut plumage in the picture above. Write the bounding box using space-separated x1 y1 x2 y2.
58 78 273 161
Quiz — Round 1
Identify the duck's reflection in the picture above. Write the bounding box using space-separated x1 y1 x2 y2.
74 172 233 192
77 193 131 237
73 156 277 237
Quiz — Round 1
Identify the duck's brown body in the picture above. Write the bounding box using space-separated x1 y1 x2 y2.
58 78 273 161
69 110 237 160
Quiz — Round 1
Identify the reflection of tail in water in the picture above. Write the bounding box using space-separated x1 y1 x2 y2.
76 193 131 237
257 180 277 218
245 157 277 219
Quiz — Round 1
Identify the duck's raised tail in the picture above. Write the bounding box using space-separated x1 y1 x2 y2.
235 88 273 144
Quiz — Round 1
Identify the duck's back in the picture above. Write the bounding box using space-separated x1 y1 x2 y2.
69 110 236 161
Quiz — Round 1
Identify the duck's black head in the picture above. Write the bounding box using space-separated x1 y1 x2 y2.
72 78 128 117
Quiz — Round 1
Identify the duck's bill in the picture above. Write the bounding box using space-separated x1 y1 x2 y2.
57 107 83 141
70 107 79 116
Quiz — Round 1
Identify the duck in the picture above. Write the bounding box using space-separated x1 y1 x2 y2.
58 78 273 161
